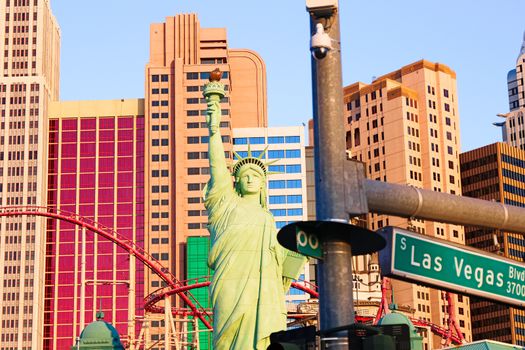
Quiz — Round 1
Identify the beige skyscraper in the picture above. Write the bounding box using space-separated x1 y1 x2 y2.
344 60 471 349
143 13 267 344
0 0 60 349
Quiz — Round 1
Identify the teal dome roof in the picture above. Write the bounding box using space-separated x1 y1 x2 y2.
378 311 418 332
72 312 125 350
80 320 121 340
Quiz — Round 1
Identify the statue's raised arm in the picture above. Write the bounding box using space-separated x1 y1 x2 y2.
203 68 230 193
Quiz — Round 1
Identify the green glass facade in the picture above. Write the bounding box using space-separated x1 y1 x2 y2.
187 236 213 349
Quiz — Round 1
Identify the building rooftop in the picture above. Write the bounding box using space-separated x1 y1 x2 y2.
443 340 525 350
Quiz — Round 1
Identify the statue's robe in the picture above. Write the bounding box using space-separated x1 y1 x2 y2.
205 181 287 350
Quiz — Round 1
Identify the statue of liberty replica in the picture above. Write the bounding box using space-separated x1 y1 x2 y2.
203 69 307 350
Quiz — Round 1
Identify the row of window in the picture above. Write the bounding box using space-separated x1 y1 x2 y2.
151 212 168 219
151 100 168 107
151 74 169 83
268 180 302 189
187 135 230 144
151 125 168 131
269 195 303 204
188 121 230 130
151 237 169 244
186 72 229 80
234 149 301 159
268 164 302 174
152 199 168 206
233 136 300 145
503 183 525 199
503 168 525 184
270 208 303 217
151 139 168 146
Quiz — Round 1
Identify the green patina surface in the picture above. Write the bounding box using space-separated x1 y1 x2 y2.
202 75 306 350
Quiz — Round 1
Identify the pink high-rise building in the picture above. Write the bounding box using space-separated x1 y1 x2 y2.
44 100 145 349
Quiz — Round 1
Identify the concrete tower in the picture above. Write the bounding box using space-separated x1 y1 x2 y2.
0 0 60 349
143 13 267 344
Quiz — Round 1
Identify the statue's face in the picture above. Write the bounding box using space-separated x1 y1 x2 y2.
238 166 264 196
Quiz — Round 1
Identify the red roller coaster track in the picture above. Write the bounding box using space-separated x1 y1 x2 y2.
0 206 213 329
2 206 465 345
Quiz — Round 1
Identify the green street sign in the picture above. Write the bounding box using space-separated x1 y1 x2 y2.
379 226 525 307
296 228 322 259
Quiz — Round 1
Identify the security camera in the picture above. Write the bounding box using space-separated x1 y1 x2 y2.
310 23 332 60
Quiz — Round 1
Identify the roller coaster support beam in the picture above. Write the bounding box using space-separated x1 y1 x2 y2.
128 239 136 349
165 295 172 350
80 226 86 334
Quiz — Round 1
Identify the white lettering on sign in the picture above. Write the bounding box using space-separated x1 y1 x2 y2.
409 245 442 272
308 234 319 250
454 257 504 288
297 230 308 247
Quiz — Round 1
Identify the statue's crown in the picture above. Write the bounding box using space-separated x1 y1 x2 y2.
232 145 280 178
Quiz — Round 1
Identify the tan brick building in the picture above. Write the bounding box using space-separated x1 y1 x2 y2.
344 60 472 349
0 0 60 348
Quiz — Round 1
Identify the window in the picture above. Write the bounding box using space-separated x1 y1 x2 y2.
444 103 450 112
268 150 284 159
447 146 454 155
187 72 198 80
286 180 302 188
152 88 159 94
151 75 159 82
269 195 286 204
268 136 284 144
443 89 449 98
187 98 199 104
269 180 286 189
286 164 301 173
288 195 302 204
161 75 168 82
285 136 300 143
445 117 451 126
233 137 247 145
288 208 303 216
249 137 265 144
286 149 301 158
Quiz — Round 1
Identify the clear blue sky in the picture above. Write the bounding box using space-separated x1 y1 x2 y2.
52 0 525 152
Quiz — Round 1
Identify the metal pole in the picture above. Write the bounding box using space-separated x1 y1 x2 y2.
128 253 136 349
80 226 86 332
364 179 525 233
164 296 171 350
309 6 354 346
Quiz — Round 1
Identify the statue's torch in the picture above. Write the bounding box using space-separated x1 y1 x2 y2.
203 68 225 133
